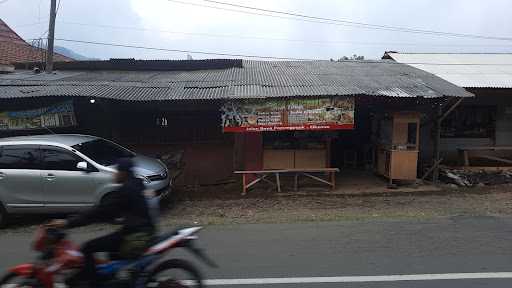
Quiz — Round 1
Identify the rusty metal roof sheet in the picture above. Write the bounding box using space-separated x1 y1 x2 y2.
0 59 472 101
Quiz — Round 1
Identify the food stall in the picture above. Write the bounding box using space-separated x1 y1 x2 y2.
222 97 354 168
222 96 354 193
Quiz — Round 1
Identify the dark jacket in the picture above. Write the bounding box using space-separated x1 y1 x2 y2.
66 177 155 234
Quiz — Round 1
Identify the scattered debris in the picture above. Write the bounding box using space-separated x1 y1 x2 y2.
440 167 512 187
447 184 459 189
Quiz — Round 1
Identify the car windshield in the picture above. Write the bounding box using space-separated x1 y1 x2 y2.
72 139 134 166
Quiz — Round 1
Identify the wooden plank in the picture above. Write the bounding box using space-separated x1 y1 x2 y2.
421 158 444 181
393 112 421 123
458 149 468 166
452 166 512 172
235 170 287 174
456 147 512 167
263 149 295 170
235 168 340 174
303 173 334 186
463 150 470 166
241 173 277 195
237 168 340 194
457 146 512 151
433 105 442 184
242 174 246 195
377 148 387 176
390 150 418 180
414 121 420 151
326 139 332 170
275 173 281 193
295 149 327 169
440 98 464 122
393 122 409 145
246 176 265 189
261 175 277 186
285 168 340 173
474 155 512 165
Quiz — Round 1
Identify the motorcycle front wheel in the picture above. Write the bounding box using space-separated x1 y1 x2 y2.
145 259 203 288
0 272 44 288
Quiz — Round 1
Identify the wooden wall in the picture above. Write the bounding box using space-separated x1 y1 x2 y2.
112 100 235 185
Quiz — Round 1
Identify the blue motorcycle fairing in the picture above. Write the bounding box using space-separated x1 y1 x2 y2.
96 255 159 276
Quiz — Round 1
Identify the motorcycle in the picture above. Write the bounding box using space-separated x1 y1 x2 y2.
0 225 216 288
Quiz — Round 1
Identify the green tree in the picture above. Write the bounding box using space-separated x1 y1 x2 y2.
330 54 365 61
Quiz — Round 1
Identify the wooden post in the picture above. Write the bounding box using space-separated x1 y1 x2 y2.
432 104 442 184
326 137 331 168
275 172 281 193
433 97 463 183
440 98 464 122
463 150 470 167
242 174 247 195
421 158 444 181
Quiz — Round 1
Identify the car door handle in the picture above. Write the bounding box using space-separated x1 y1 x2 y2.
0 172 5 180
46 173 56 181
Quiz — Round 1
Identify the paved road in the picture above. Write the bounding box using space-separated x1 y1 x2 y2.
1 216 512 287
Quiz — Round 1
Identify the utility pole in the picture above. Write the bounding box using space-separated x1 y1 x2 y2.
46 0 57 73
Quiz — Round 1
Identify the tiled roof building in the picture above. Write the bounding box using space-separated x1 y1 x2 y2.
0 19 73 71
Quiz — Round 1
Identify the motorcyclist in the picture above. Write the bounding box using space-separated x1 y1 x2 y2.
50 158 155 288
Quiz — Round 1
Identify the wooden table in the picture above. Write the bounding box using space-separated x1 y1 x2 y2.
234 168 340 195
457 146 512 166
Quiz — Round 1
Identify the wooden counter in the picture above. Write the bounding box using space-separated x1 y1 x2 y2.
295 149 327 169
263 149 327 169
263 149 295 170
377 149 418 181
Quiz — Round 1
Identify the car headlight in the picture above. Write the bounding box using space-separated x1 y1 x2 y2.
136 174 151 184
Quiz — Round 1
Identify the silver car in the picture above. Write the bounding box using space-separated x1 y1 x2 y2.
0 134 170 225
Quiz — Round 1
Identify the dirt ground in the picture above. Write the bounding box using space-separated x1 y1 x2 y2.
162 184 512 226
173 169 440 200
4 182 512 233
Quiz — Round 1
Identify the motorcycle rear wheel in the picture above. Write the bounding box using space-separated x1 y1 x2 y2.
146 259 203 288
0 272 44 288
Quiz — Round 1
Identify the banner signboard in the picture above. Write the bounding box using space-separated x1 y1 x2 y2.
221 97 354 132
0 101 77 131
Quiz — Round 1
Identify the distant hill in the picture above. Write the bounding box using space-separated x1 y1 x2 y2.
54 46 96 60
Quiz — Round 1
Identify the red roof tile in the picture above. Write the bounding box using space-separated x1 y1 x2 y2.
0 19 73 65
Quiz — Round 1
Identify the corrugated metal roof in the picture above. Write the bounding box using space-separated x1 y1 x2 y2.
385 53 512 88
0 59 472 101
13 58 243 71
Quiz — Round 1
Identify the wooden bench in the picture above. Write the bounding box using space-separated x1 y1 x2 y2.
234 168 340 195
457 146 512 166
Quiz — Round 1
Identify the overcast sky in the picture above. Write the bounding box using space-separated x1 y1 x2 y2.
1 0 512 60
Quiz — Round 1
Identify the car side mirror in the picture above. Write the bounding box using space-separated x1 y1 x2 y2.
76 161 89 172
